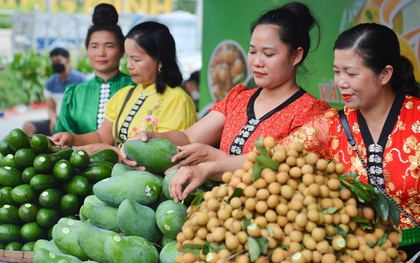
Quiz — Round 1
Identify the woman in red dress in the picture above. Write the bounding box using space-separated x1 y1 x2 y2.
121 2 330 200
280 23 420 260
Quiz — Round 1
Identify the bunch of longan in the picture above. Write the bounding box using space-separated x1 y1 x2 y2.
175 137 408 263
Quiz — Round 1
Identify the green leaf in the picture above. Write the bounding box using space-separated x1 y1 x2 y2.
256 236 269 255
372 193 389 221
254 135 270 158
377 234 387 247
228 188 244 203
266 225 274 237
366 241 375 248
352 184 371 202
338 173 359 180
181 243 204 256
248 236 261 262
190 191 204 207
387 199 400 227
321 207 338 214
208 242 221 252
242 217 252 232
335 225 348 238
255 155 279 170
251 164 262 181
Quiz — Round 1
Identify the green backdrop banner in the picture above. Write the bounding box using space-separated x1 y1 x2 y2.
200 0 420 111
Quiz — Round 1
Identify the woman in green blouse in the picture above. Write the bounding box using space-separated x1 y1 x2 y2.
54 3 132 134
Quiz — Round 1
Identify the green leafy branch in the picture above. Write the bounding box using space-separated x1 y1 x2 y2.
251 136 280 181
338 173 400 227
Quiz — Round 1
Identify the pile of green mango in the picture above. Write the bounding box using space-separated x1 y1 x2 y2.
33 162 188 263
0 128 117 252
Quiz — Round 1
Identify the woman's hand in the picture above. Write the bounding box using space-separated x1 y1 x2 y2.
119 131 154 168
51 132 73 148
168 164 209 202
168 143 229 172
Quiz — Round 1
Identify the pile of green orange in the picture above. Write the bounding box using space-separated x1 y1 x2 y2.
0 128 116 252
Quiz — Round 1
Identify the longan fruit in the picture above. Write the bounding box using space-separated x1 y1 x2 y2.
254 215 268 227
247 151 258 162
339 188 352 200
206 217 219 232
271 248 286 263
278 163 291 173
345 204 358 218
332 235 346 251
229 176 241 188
303 236 317 250
302 173 315 186
267 194 280 208
287 178 299 190
387 231 400 246
276 171 290 183
373 228 385 240
211 227 226 242
287 209 298 222
316 159 328 171
265 209 277 223
276 203 288 216
350 250 364 262
364 233 377 245
319 185 330 198
196 227 208 240
230 197 242 209
307 210 320 223
303 195 317 206
289 241 302 254
276 215 288 227
255 200 268 214
305 152 318 165
362 206 375 221
312 251 322 263
311 227 326 242
335 162 345 174
320 198 333 209
314 174 325 185
235 253 250 263
241 172 253 185
308 183 320 197
263 136 276 148
243 160 255 171
247 223 261 237
253 178 267 189
305 221 317 233
290 230 303 243
386 247 398 259
340 213 350 224
294 213 308 227
182 252 197 263
363 248 376 262
321 253 336 263
225 235 239 251
327 178 340 191
262 168 276 184
289 141 304 153
296 157 306 168
267 182 281 195
237 231 248 244
326 161 336 174
288 198 303 211
204 191 215 201
316 240 330 254
289 166 302 179
256 188 270 200
243 185 257 198
281 185 295 200
222 171 233 183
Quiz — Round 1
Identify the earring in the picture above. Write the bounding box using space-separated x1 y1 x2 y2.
158 68 161 74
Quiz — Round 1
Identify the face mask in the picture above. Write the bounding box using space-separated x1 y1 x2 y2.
52 63 65 73
191 90 200 101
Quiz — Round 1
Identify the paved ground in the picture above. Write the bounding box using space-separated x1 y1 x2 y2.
0 104 47 139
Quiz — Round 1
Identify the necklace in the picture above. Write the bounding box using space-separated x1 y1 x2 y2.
139 86 157 98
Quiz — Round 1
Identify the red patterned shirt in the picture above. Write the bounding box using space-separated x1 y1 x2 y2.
210 85 331 154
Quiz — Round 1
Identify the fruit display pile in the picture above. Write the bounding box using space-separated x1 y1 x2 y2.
0 128 116 252
32 162 187 262
175 137 408 263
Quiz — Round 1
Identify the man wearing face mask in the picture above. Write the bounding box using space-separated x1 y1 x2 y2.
23 47 86 136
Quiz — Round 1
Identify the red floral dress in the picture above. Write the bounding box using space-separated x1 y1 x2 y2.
210 85 331 155
281 93 420 244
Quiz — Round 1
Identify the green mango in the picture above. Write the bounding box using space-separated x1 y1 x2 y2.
80 202 119 232
51 218 89 260
77 221 115 263
155 200 187 239
104 233 158 263
93 170 162 206
159 240 181 263
117 199 161 243
123 139 179 172
33 248 82 263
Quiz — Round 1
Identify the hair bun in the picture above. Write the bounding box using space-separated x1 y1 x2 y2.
92 3 118 25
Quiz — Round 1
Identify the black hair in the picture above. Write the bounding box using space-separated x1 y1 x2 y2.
84 3 125 54
334 23 420 97
250 1 320 66
188 70 200 84
50 47 69 59
125 21 183 93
